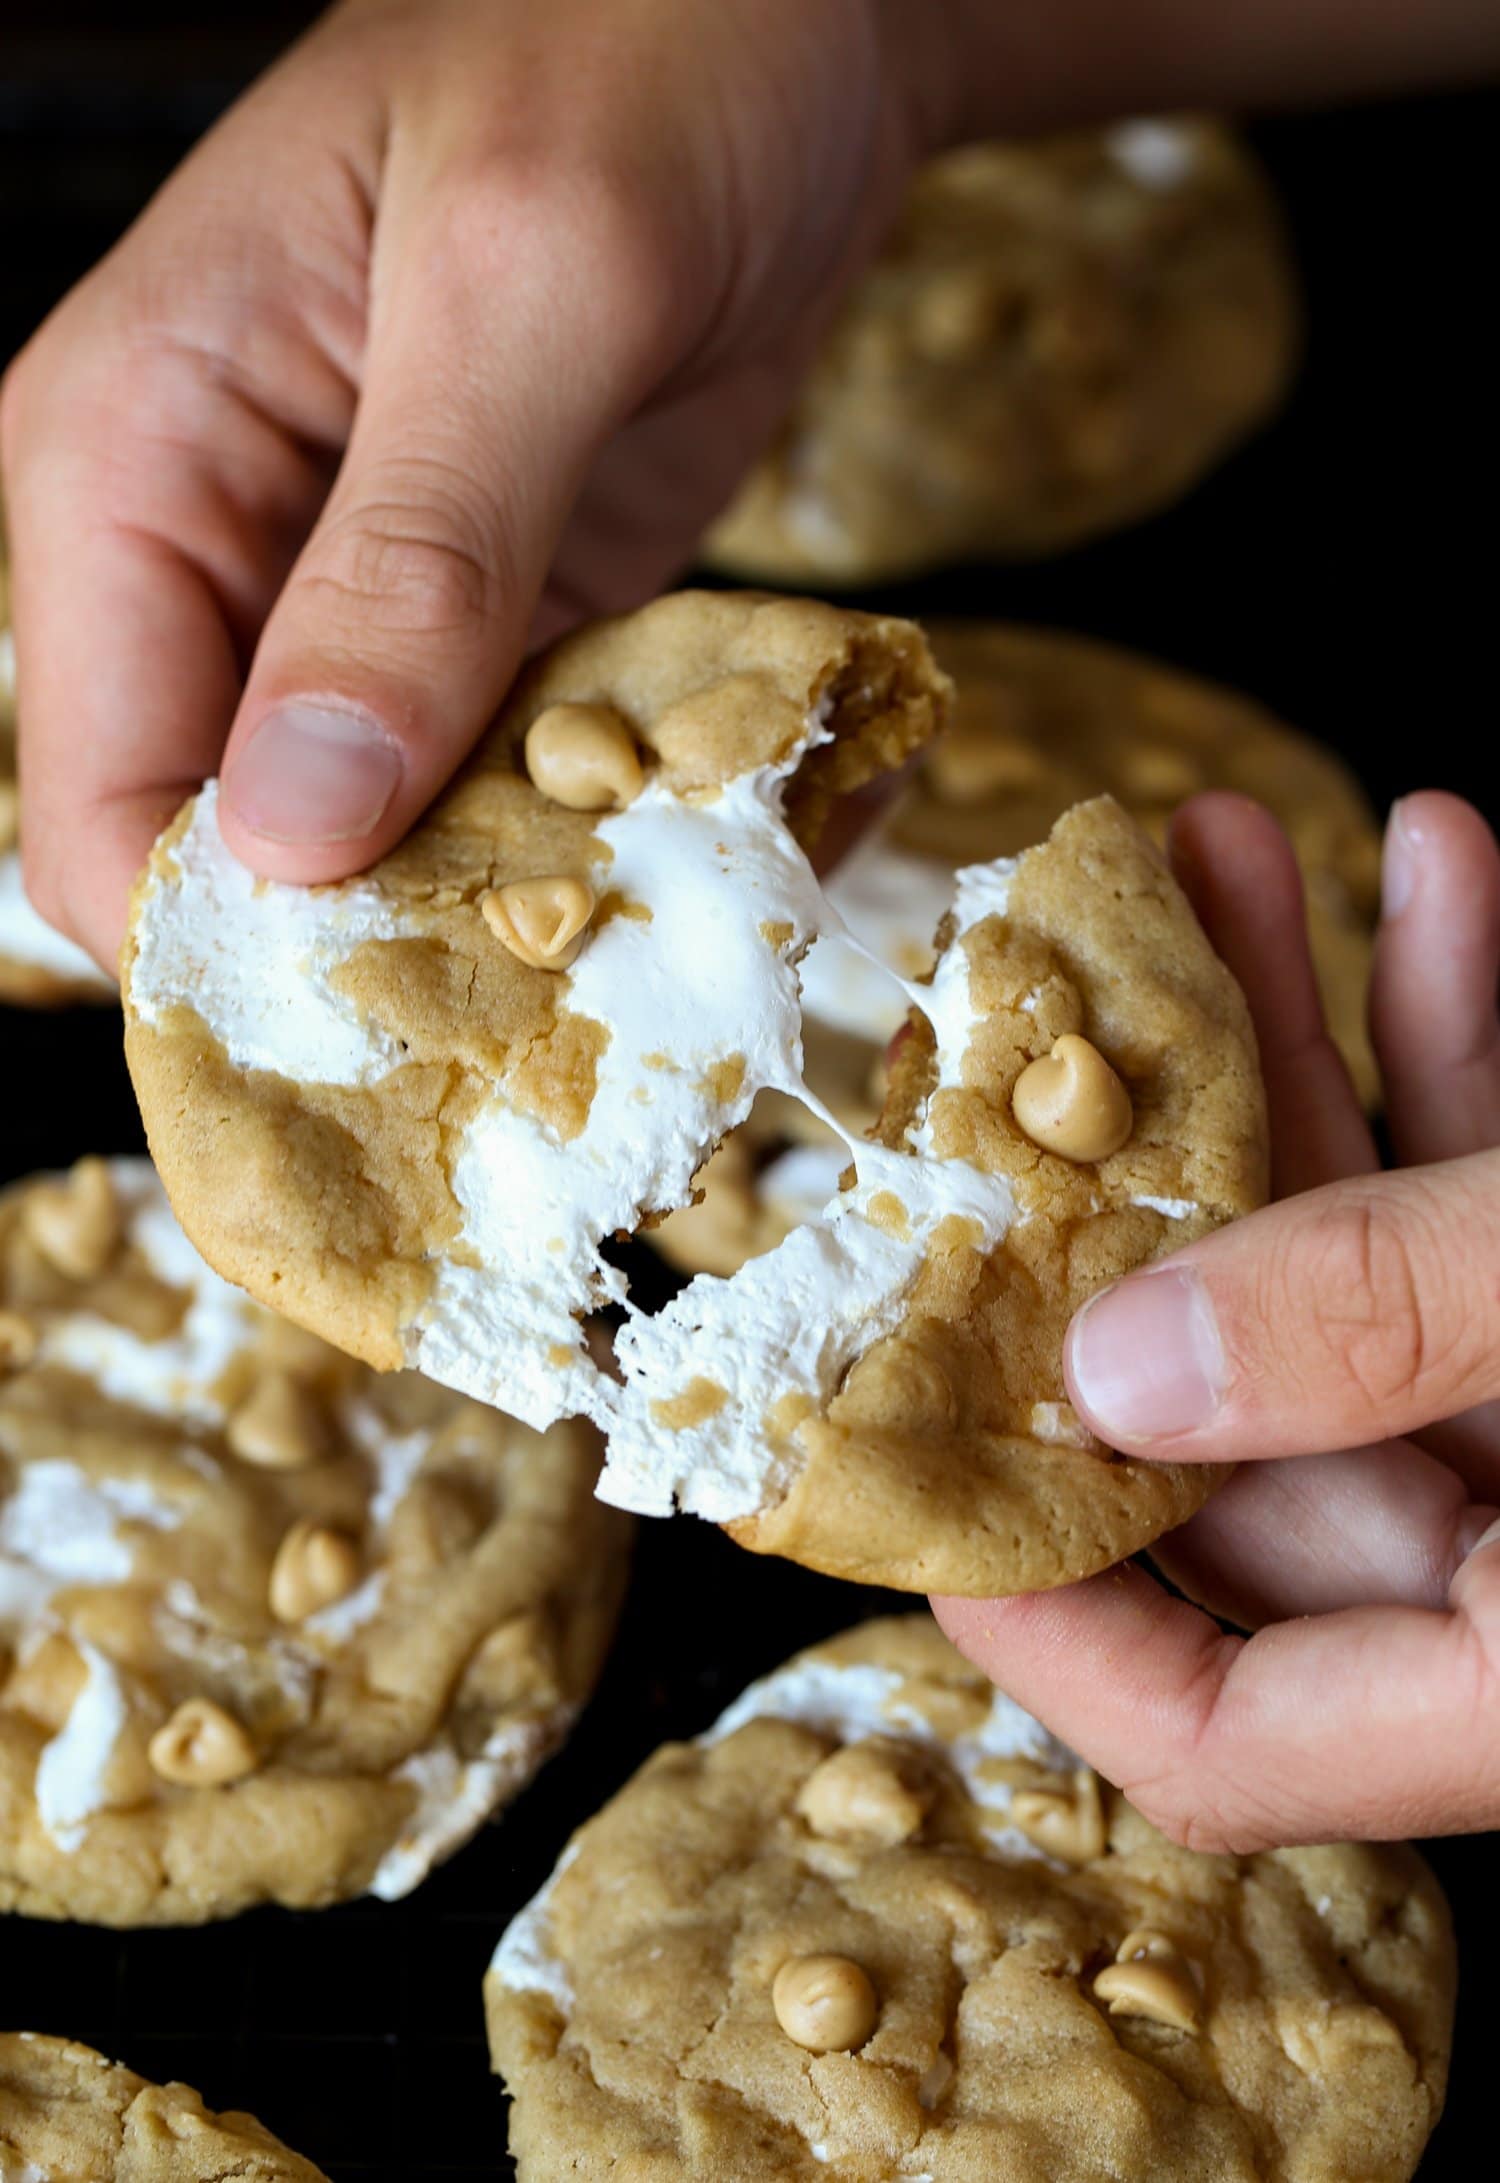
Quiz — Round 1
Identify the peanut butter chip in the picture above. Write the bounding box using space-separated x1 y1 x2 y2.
0 1308 37 1371
796 1740 932 1847
481 876 596 971
225 1370 329 1470
1011 1034 1133 1163
772 1955 879 2052
524 702 644 811
268 1520 361 1623
22 1157 122 1280
148 1699 258 1787
1094 1929 1201 2032
1009 1766 1106 1864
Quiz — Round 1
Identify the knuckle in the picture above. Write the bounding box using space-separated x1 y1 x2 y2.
300 463 510 642
1282 1189 1476 1418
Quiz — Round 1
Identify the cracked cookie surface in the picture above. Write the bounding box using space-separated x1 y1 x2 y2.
0 2032 328 2181
0 1160 628 1925
705 121 1296 584
485 1617 1453 2183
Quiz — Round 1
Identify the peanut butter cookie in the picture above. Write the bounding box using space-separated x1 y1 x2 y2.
124 594 1264 1596
0 1159 628 1925
0 2033 328 2180
486 1617 1454 2183
705 122 1297 584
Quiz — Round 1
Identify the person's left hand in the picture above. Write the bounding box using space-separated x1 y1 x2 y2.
937 787 1500 1852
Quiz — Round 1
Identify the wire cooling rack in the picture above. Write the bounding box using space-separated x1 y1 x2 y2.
2 30 1496 2174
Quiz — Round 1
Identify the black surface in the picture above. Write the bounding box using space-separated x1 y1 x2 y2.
1 24 1498 2179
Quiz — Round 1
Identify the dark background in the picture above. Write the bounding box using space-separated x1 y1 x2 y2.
1 11 1497 2178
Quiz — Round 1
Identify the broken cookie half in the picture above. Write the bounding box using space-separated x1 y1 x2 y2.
123 590 1266 1598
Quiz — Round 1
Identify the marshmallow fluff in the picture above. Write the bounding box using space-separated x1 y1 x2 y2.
127 715 1029 1528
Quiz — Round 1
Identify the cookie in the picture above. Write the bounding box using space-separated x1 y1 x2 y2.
0 544 116 1008
901 624 1381 1106
0 1158 628 1924
705 121 1297 584
124 593 1264 1597
0 2033 327 2181
486 1616 1454 2183
655 621 1376 1280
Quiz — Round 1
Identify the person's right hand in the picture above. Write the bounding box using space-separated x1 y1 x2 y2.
1 0 948 970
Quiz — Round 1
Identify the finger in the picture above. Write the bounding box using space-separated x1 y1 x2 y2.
1064 1150 1500 1460
1168 792 1375 1194
0 72 364 965
217 155 681 882
1371 790 1500 1164
7 518 242 976
1149 1440 1497 1623
935 1527 1500 1848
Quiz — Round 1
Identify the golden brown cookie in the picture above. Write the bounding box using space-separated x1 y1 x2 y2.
486 1616 1454 2183
124 594 1264 1597
905 624 1381 1105
705 122 1297 584
0 541 116 1008
0 1159 629 1925
0 2033 327 2181
123 590 948 1422
638 795 1265 1596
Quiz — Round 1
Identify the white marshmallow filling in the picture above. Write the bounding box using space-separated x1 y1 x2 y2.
127 717 1026 1527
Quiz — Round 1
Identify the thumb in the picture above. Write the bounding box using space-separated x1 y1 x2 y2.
1063 1151 1500 1461
217 171 675 882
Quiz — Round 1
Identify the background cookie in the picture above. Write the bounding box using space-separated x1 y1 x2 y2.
0 541 117 1009
0 1159 629 1925
704 121 1297 585
0 2032 327 2180
487 1616 1453 2183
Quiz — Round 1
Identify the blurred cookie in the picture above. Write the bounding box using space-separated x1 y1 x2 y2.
0 1159 628 1924
0 2033 327 2181
705 122 1297 584
0 544 116 1007
487 1616 1453 2183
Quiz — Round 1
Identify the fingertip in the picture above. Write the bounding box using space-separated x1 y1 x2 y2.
218 697 407 881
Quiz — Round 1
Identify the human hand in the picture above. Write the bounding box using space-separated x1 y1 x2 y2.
1 0 949 969
937 788 1500 1851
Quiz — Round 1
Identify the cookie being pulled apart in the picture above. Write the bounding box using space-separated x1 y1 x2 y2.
0 1159 628 1925
124 590 1265 1597
0 2033 328 2181
485 1617 1454 2183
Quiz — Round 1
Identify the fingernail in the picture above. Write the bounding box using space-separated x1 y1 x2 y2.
224 705 402 844
1458 1512 1500 1564
1067 1266 1225 1442
1380 799 1419 921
